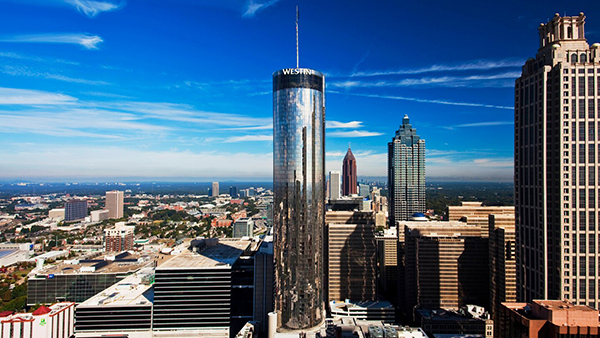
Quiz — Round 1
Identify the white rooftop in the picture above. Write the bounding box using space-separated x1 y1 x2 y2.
78 267 154 307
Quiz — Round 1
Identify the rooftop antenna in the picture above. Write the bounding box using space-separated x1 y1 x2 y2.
296 5 299 68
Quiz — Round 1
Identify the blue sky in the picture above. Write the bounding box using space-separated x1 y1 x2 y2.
0 0 598 182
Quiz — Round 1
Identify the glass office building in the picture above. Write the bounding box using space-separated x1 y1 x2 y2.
273 68 325 330
388 115 425 226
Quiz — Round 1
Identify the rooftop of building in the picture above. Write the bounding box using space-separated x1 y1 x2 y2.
0 249 19 258
32 251 152 276
532 299 596 312
273 318 426 338
0 302 74 322
416 307 490 322
158 239 251 269
78 267 154 307
330 300 394 312
503 300 599 326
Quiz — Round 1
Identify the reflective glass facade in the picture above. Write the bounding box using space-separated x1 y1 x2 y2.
28 273 122 305
273 68 325 330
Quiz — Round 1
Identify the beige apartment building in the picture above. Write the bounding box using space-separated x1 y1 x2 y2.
105 190 124 219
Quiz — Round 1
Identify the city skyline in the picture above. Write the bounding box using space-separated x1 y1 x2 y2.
0 0 598 182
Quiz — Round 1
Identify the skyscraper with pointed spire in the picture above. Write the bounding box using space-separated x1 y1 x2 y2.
342 147 357 196
388 115 425 226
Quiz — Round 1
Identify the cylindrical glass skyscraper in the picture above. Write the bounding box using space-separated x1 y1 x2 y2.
273 68 325 330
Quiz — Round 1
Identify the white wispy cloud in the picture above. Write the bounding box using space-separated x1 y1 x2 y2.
0 88 77 105
330 71 520 89
243 0 280 17
472 158 513 167
223 135 273 143
454 121 514 128
426 149 489 157
0 107 169 139
0 51 80 65
329 90 513 110
350 59 523 77
0 146 274 180
104 101 271 128
220 124 273 131
328 130 383 138
326 121 363 129
0 33 103 49
2 65 109 85
64 0 124 17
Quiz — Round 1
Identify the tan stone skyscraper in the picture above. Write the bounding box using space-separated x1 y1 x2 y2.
105 190 123 219
515 13 600 307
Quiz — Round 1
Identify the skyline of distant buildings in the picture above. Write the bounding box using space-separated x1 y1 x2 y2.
6 9 600 338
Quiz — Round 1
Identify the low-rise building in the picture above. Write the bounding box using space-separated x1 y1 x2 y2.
330 300 395 323
75 267 154 337
90 209 109 222
0 249 30 267
0 302 74 338
27 252 151 306
499 300 599 338
415 306 492 338
48 208 65 220
233 218 254 238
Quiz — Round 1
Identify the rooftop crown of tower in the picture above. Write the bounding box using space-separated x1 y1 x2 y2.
539 12 586 49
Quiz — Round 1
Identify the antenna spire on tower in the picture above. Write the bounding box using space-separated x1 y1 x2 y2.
296 5 299 68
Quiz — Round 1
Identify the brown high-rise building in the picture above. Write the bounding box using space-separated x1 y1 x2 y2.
515 13 600 307
376 227 398 302
325 211 376 302
401 220 488 315
489 214 517 337
342 147 357 196
447 202 514 237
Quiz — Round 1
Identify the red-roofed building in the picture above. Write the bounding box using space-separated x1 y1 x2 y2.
0 302 74 338
211 219 233 227
32 306 51 315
